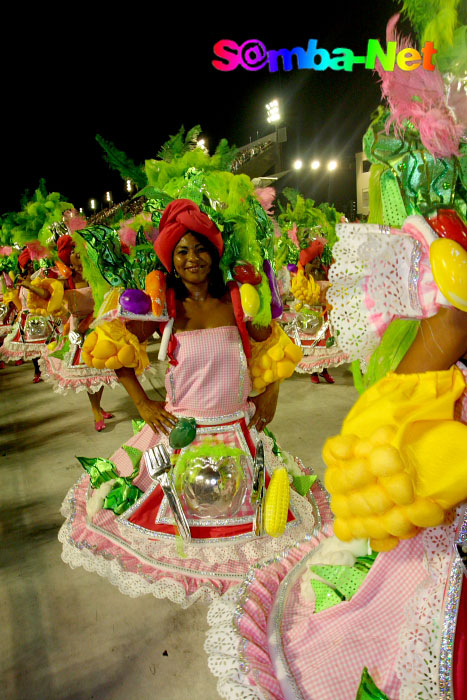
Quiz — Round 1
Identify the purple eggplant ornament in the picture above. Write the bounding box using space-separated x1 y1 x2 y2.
287 263 298 273
120 289 152 315
263 260 283 319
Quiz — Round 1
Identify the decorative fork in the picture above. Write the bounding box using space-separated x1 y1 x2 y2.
251 441 266 536
144 444 191 542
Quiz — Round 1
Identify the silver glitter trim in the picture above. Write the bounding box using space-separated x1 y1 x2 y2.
379 225 391 235
408 240 422 312
185 410 246 425
310 321 330 349
237 336 247 403
439 506 467 700
169 367 176 404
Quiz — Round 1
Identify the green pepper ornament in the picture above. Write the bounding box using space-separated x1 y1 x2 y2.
169 417 197 449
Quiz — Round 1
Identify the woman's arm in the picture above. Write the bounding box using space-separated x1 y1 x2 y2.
396 307 467 374
17 278 50 299
115 320 175 434
248 380 280 431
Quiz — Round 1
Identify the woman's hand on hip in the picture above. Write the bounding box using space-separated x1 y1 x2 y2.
135 398 177 435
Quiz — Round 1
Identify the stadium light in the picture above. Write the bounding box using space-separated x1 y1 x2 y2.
266 99 281 124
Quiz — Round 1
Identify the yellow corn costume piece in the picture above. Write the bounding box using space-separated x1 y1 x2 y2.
248 321 303 391
291 269 321 305
323 367 467 552
81 319 149 375
28 278 64 316
264 467 290 537
3 288 21 311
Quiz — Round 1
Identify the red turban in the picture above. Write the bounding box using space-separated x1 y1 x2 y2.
155 199 224 271
299 239 326 267
18 248 31 270
57 235 75 266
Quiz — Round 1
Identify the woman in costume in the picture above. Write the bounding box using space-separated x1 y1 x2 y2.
204 5 467 698
275 192 348 383
59 197 325 608
0 247 60 382
291 239 347 383
0 254 20 370
39 231 118 431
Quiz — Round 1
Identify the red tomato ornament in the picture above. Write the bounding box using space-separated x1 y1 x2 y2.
426 209 467 252
233 263 262 286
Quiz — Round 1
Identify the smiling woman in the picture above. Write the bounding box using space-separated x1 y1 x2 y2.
59 196 320 608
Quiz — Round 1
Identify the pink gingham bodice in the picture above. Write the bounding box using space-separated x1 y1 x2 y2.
164 326 252 419
64 287 94 332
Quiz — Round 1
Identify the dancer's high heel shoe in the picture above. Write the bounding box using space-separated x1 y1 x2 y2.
95 420 106 432
101 411 114 419
321 369 335 384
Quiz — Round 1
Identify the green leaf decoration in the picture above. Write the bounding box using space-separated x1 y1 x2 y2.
96 134 147 189
103 481 143 515
77 225 135 288
355 667 390 700
132 419 146 435
76 456 118 488
121 445 143 477
292 474 317 496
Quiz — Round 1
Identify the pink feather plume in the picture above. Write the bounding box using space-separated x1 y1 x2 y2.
255 187 276 215
0 246 13 256
288 223 299 248
26 240 51 260
375 14 463 158
63 209 87 233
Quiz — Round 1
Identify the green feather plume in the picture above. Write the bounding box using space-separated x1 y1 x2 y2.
1 183 72 249
421 0 462 59
96 134 147 189
71 231 111 312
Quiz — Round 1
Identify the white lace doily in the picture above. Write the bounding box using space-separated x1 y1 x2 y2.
328 223 422 365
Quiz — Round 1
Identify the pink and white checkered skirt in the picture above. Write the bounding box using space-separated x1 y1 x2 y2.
59 326 325 607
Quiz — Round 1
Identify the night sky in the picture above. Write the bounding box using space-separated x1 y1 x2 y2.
2 1 409 213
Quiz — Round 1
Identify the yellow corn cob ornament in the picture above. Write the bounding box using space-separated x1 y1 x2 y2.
264 467 290 537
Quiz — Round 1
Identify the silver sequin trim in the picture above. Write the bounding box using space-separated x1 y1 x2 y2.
439 506 467 700
169 367 176 404
237 336 247 403
408 240 422 313
379 225 391 235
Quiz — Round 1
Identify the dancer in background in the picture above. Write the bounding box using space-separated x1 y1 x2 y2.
0 248 59 382
39 230 118 430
